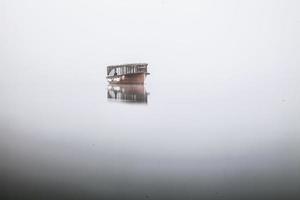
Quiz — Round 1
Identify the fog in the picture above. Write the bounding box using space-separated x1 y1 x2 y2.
1 0 300 199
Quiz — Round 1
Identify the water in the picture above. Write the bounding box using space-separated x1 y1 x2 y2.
1 65 299 199
107 84 149 104
1 1 300 199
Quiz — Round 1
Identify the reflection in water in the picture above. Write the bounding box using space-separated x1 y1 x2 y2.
107 84 149 104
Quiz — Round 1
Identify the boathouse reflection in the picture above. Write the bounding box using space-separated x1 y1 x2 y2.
107 84 149 104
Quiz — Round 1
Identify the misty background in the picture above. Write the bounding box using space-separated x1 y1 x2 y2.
1 0 300 199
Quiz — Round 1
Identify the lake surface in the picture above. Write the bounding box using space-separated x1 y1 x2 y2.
0 65 299 200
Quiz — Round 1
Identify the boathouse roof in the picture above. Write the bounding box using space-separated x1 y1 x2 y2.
107 63 148 69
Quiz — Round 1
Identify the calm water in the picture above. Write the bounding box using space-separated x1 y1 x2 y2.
0 66 299 199
1 1 300 199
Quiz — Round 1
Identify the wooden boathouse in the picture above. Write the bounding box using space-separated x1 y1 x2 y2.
106 63 149 84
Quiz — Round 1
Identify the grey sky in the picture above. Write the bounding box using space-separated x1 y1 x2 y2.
1 0 299 83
